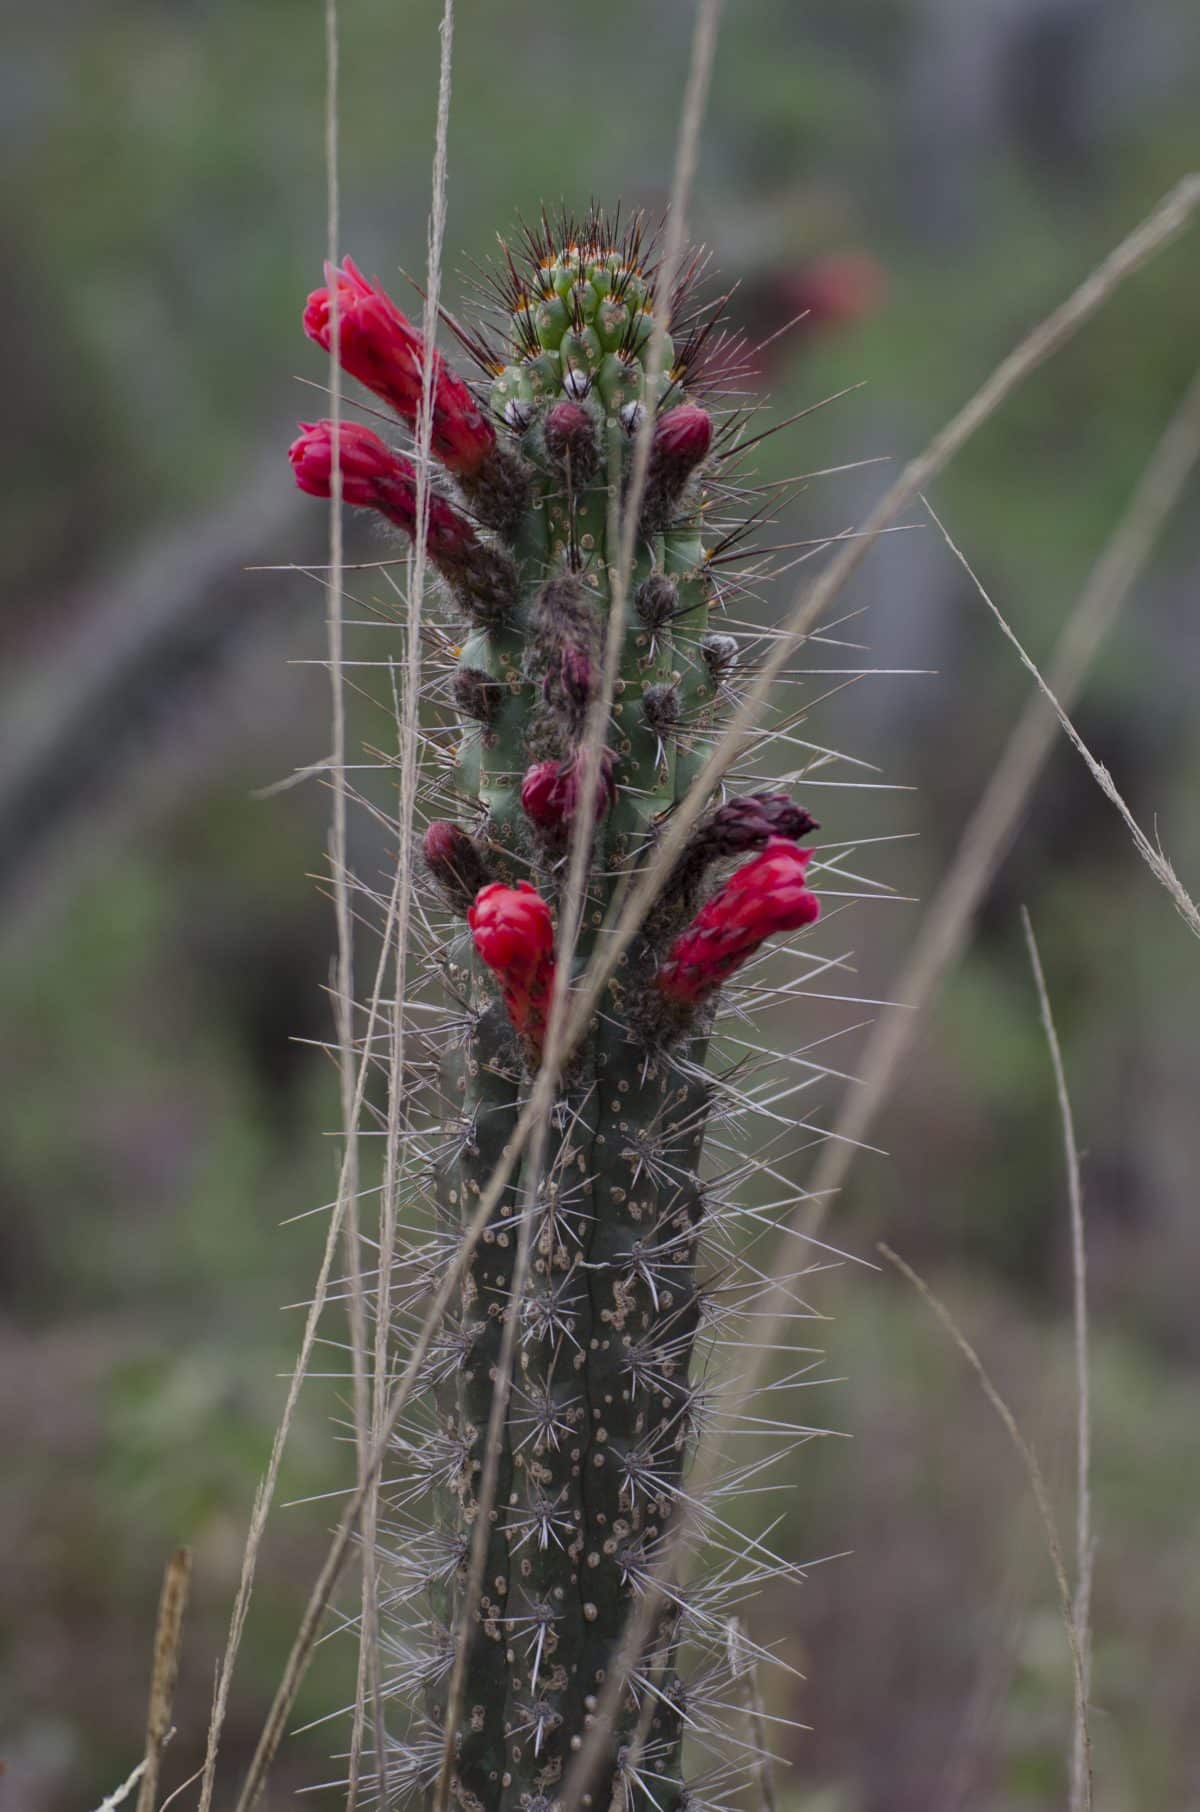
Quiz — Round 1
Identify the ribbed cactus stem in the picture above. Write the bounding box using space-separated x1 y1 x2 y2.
290 208 824 1812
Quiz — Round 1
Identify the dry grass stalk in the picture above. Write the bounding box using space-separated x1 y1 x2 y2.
930 496 1200 940
879 1243 1092 1810
1022 909 1094 1812
135 1546 191 1812
222 7 1199 1800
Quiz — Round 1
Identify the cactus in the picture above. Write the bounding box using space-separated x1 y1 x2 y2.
291 209 826 1812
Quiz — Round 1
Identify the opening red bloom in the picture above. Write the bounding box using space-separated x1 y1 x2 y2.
288 421 513 619
304 256 496 476
289 417 406 509
289 418 473 547
656 837 820 1006
468 881 557 1059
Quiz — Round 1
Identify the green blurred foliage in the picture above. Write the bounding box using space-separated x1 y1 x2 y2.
3 1 1200 1808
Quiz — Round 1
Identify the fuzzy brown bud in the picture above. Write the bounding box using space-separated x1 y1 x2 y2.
656 791 819 932
424 821 497 914
635 574 678 631
453 666 505 729
543 399 599 489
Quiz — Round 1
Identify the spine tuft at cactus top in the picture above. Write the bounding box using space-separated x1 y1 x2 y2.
291 207 826 1812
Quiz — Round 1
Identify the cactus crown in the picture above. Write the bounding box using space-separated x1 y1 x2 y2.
291 203 826 1812
486 211 680 421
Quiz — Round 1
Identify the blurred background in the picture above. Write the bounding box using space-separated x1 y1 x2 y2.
3 1 1199 1808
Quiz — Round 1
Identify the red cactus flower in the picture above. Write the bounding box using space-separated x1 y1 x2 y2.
468 881 557 1058
289 417 406 509
289 418 466 547
521 750 616 839
775 252 887 332
656 837 820 1006
304 256 496 476
289 420 515 623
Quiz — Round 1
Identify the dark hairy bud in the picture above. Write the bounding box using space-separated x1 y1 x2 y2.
635 573 678 631
453 665 505 729
658 791 819 930
700 632 739 680
424 821 498 915
642 683 680 736
532 575 600 737
458 440 533 542
543 399 599 489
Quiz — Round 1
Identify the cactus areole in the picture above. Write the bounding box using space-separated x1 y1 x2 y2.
291 211 822 1812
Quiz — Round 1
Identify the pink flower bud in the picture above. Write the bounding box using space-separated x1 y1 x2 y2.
521 750 616 840
468 881 557 1058
656 837 820 1006
652 402 713 470
641 403 714 533
303 256 496 476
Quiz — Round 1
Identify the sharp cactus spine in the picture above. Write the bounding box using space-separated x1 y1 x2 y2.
290 207 832 1812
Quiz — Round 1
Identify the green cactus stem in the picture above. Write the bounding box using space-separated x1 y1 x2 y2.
291 207 827 1812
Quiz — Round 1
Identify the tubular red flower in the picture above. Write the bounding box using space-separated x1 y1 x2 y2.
468 881 557 1057
289 417 406 509
289 418 468 543
293 420 518 626
289 421 514 620
304 256 496 476
520 750 616 840
656 837 820 1006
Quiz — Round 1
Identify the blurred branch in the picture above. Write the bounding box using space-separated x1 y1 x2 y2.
0 452 319 953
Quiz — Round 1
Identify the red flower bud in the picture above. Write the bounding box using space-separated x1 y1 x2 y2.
468 881 557 1058
652 402 713 469
656 837 820 1006
289 421 515 621
303 256 496 476
521 750 616 840
640 403 714 533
